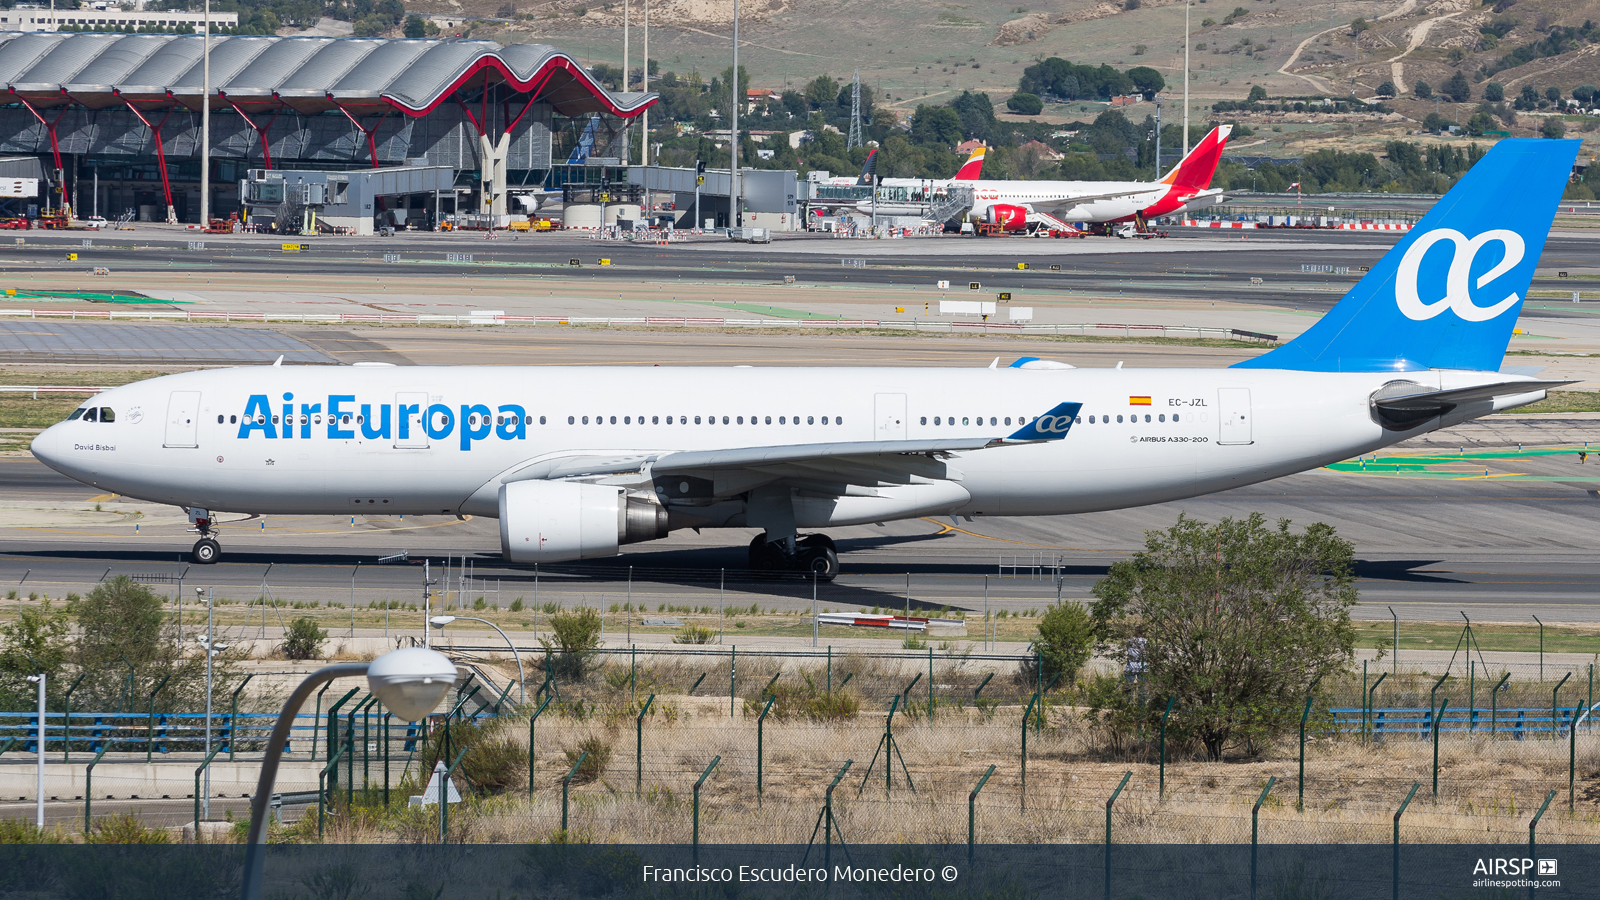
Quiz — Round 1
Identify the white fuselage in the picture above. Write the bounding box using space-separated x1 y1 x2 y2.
30 364 1517 530
862 178 1176 222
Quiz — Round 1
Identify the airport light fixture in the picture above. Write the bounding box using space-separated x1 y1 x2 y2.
431 615 525 704
240 648 456 900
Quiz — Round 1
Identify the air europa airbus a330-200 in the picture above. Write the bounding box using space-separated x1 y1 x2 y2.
30 140 1581 580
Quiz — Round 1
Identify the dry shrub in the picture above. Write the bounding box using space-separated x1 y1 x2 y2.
565 735 612 784
418 719 526 797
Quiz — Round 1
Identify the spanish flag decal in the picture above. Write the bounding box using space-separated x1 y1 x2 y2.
1130 396 1152 406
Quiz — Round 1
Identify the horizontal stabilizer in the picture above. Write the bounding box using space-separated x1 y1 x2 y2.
1373 380 1573 410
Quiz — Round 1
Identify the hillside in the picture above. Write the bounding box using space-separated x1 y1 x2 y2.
369 0 1598 161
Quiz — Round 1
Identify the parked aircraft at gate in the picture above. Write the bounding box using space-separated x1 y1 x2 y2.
30 140 1578 580
862 125 1233 231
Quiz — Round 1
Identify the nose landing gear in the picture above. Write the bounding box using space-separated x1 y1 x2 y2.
748 533 838 580
187 507 221 565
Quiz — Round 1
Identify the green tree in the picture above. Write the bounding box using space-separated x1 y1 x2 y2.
1026 602 1096 685
1484 82 1505 102
804 75 839 111
1414 80 1432 99
1542 117 1566 139
910 105 963 147
1247 84 1267 102
1443 71 1472 103
1126 66 1165 99
403 14 425 38
0 600 71 708
1376 80 1397 98
1090 514 1358 760
1006 92 1044 115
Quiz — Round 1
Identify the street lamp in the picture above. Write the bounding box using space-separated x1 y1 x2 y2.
430 615 525 704
240 647 456 900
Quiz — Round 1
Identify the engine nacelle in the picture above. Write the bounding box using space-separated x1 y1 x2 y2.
498 480 668 563
982 204 1029 230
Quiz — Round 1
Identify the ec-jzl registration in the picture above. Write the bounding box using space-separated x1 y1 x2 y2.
30 140 1581 578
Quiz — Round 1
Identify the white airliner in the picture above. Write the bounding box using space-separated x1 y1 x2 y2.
30 140 1577 580
863 125 1232 231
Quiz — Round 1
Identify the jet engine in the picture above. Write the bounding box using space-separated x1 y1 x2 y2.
499 480 668 563
982 204 1029 231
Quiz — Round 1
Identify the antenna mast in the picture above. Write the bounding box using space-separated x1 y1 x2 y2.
847 69 863 150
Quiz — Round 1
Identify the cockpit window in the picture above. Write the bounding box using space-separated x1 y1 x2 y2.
81 407 97 422
99 408 115 423
67 408 85 421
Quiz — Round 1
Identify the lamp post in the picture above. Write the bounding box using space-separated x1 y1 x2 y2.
25 671 43 829
240 648 456 900
431 616 525 704
199 0 210 227
194 586 227 822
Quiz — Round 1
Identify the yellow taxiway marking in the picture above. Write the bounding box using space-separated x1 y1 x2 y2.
919 517 1117 553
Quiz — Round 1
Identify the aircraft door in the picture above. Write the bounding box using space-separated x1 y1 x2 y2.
395 392 429 448
163 391 201 448
874 393 907 440
1217 388 1253 445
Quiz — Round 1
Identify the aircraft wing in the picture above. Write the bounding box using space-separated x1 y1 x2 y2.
490 404 1082 497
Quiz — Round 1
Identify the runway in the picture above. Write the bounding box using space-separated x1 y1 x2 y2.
4 431 1597 626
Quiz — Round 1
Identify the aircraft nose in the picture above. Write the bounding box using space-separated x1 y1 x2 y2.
29 425 61 470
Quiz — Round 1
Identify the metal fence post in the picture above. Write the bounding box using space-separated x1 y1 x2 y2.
1366 672 1388 743
317 741 345 841
561 751 588 834
382 712 391 808
1158 696 1176 799
193 745 224 842
62 672 86 762
145 673 173 762
1530 789 1555 899
439 746 469 843
83 743 109 834
1569 707 1579 810
637 694 655 796
1551 672 1571 739
1251 776 1277 900
310 682 332 762
229 673 257 760
693 755 721 864
1533 614 1544 682
528 695 551 800
968 764 995 871
1392 782 1419 900
1492 672 1510 737
1021 693 1039 811
730 645 736 717
756 694 775 803
1298 693 1315 811
1432 699 1448 799
1104 771 1132 900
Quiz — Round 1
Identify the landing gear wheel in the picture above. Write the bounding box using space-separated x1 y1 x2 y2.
799 533 836 553
192 538 220 565
800 546 839 581
748 535 784 571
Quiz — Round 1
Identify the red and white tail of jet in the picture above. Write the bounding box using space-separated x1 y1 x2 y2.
1140 124 1233 216
954 146 986 181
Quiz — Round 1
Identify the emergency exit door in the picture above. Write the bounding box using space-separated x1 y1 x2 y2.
1217 388 1253 445
163 391 201 448
874 393 907 440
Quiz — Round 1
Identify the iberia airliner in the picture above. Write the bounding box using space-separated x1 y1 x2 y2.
29 141 1576 581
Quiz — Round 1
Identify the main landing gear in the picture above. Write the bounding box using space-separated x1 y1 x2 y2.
749 533 839 581
188 507 221 564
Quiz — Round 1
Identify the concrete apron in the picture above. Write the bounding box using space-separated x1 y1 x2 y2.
0 760 324 802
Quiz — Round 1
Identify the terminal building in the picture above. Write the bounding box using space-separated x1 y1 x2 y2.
0 31 654 227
